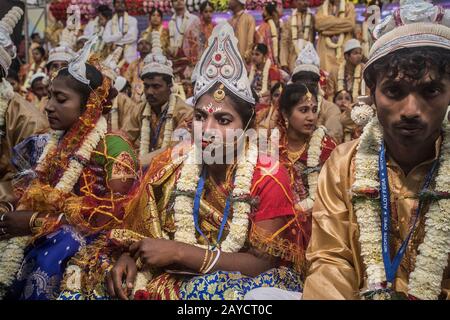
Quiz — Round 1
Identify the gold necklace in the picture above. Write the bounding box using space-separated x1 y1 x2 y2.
287 142 307 163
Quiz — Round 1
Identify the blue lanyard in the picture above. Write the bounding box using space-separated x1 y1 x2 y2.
150 107 169 150
379 143 438 284
193 166 232 249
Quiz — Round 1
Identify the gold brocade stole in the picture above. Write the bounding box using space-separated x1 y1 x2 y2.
198 177 232 248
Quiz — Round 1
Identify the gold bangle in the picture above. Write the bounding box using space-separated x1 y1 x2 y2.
202 250 216 274
29 212 40 233
198 249 210 273
200 249 215 274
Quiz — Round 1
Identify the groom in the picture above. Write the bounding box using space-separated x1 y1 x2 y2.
303 0 450 299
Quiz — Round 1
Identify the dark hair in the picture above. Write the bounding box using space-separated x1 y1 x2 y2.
333 89 353 103
368 0 383 11
270 82 284 96
123 81 132 93
291 71 320 86
364 47 450 93
264 2 278 17
279 83 318 116
32 46 46 57
6 68 19 82
55 64 117 113
99 6 113 20
141 72 173 86
31 33 40 40
31 75 45 89
203 82 256 128
254 43 269 56
344 47 360 57
150 7 163 18
46 60 65 71
97 4 111 13
200 1 214 12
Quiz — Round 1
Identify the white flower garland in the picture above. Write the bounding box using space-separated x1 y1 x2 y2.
352 117 450 299
110 97 119 132
139 94 176 158
111 12 129 35
0 236 29 297
323 0 346 60
248 58 271 98
337 61 362 101
291 9 312 55
111 12 129 67
169 13 189 53
351 102 374 127
268 19 279 64
0 117 107 299
297 126 327 212
409 122 450 299
173 139 258 252
362 20 370 59
54 116 107 193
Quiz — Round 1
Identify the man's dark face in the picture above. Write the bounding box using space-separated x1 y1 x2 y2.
295 0 309 12
114 0 126 14
375 70 450 148
143 76 172 110
138 40 151 57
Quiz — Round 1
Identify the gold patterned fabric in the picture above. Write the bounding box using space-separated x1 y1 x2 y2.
303 138 450 300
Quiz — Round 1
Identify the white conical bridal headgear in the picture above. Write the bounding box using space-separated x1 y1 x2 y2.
140 31 174 78
193 22 255 105
67 35 98 85
0 7 23 76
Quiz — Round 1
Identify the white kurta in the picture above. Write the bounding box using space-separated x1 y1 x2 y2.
83 19 97 37
171 12 200 50
103 14 139 64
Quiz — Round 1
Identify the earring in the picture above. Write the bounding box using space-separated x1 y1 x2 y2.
285 119 289 129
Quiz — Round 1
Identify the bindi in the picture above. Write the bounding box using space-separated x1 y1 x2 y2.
202 102 222 114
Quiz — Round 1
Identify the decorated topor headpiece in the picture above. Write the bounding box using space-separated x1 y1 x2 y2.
140 31 173 78
194 22 255 105
292 42 320 77
102 46 123 81
30 72 48 84
47 46 76 67
67 35 98 85
364 0 450 81
0 7 23 76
